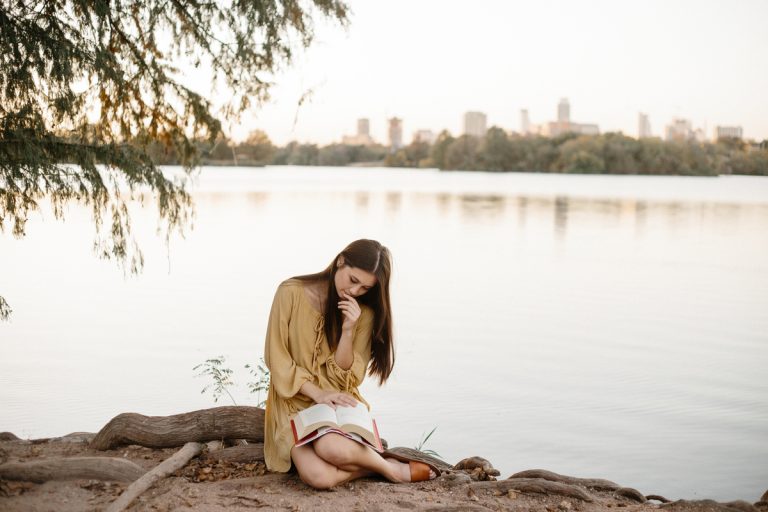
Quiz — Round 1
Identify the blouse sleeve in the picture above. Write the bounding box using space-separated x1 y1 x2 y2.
264 283 314 399
325 306 373 392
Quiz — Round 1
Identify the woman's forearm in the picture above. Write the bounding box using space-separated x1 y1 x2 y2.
299 381 323 402
333 328 355 370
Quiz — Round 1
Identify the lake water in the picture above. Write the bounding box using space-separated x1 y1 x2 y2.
2 166 767 501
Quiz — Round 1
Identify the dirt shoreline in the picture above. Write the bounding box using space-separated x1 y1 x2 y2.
1 434 765 512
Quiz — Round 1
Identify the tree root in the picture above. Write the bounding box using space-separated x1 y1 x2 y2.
471 477 595 502
509 468 620 491
106 441 204 512
382 446 453 471
206 443 265 464
91 406 264 450
0 456 145 483
615 486 647 503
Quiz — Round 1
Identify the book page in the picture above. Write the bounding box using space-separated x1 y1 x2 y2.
296 403 338 428
335 402 373 430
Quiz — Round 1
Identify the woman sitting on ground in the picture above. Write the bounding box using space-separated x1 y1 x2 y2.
262 239 438 489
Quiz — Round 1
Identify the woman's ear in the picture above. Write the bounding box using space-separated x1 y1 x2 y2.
336 256 344 268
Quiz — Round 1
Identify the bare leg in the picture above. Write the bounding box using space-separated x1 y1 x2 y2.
291 434 422 489
290 443 369 490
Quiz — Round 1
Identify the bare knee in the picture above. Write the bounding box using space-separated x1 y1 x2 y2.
296 465 337 490
313 434 357 468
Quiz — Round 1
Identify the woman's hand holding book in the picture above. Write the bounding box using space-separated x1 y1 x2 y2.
299 381 357 410
314 389 358 410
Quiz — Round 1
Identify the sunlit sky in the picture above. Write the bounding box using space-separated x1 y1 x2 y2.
215 0 768 145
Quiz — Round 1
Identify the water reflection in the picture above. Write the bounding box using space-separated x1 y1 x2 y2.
458 194 506 219
354 192 369 213
554 196 569 238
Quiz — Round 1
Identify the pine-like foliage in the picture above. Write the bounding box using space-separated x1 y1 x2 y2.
0 1 349 319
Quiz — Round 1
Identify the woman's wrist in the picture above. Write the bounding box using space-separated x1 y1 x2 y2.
299 381 321 403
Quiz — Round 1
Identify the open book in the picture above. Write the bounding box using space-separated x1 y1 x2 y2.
290 402 383 452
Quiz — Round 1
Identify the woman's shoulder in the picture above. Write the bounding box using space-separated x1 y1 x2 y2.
273 278 303 300
279 277 303 289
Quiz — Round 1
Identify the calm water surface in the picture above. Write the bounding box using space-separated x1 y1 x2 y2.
2 167 767 501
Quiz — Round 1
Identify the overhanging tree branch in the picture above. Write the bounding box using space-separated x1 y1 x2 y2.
0 0 350 320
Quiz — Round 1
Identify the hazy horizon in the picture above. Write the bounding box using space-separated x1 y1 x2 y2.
185 0 768 146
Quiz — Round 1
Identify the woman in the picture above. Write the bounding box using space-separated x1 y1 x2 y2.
263 239 438 489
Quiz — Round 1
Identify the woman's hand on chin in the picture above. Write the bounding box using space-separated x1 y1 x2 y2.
338 291 361 332
315 390 357 410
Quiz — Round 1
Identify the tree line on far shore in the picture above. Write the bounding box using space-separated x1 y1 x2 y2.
147 128 768 176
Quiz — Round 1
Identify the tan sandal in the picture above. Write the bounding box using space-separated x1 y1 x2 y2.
408 461 433 482
381 450 441 482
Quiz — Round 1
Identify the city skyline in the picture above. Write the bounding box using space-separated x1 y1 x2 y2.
329 103 746 149
194 0 768 145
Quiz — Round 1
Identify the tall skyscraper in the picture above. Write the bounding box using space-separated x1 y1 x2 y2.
463 111 487 137
342 118 374 145
357 118 370 137
388 117 403 150
558 98 570 124
520 109 530 135
638 113 652 138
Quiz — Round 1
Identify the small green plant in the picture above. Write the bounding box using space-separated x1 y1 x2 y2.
193 355 271 407
414 426 440 458
245 358 271 408
193 356 238 405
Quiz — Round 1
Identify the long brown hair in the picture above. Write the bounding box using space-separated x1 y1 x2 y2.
294 239 394 385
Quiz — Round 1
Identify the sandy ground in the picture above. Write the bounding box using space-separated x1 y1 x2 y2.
1 436 766 512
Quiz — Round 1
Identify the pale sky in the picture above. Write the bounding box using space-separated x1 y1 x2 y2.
217 0 768 145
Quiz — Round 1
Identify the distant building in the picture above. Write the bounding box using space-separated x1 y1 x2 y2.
357 118 370 137
463 111 487 137
388 117 403 150
520 109 530 135
638 113 652 138
558 98 570 123
413 130 435 144
575 123 600 135
715 125 743 140
538 98 598 137
341 117 374 145
544 121 599 137
665 118 693 142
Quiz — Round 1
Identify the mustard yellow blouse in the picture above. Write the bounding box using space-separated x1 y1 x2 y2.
263 278 374 472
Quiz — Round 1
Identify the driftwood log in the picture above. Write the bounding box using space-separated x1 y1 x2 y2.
0 457 145 483
106 442 204 512
91 406 264 450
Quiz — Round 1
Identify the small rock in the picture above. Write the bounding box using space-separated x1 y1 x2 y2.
508 490 519 500
467 487 479 501
559 500 572 511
